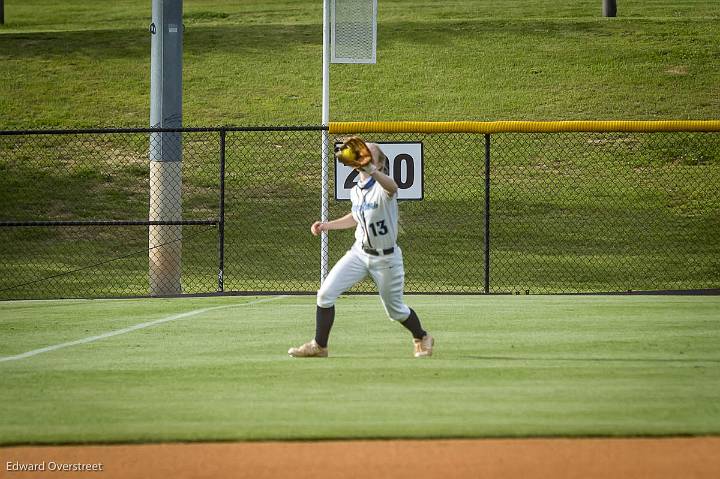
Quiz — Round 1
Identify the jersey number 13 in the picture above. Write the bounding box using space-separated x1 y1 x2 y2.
368 220 388 236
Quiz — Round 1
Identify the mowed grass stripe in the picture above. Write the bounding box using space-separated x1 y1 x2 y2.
0 295 718 444
0 296 286 359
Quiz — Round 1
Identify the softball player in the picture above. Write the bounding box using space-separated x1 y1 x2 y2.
288 140 434 358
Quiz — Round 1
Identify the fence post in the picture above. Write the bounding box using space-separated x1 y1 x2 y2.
320 129 330 284
484 134 491 294
217 129 226 292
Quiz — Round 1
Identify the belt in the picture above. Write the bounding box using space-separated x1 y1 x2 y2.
363 246 395 256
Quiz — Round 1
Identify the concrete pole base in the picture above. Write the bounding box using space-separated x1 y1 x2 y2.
149 160 183 296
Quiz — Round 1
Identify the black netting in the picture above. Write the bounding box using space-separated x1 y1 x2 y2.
490 132 720 293
222 130 324 292
1 127 718 299
0 224 218 299
0 130 220 299
327 133 486 293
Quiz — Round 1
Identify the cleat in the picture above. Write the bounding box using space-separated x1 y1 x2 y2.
288 339 328 358
413 334 434 358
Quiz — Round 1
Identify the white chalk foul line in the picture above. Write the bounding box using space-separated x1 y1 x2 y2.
0 295 287 363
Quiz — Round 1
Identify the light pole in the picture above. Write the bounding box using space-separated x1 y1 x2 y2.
148 0 184 296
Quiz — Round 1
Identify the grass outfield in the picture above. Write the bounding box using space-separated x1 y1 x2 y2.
1 294 719 445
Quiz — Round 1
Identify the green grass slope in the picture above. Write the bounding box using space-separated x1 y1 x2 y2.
0 0 718 128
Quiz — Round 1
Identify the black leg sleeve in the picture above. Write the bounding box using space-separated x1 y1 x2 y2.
400 308 427 340
314 305 335 348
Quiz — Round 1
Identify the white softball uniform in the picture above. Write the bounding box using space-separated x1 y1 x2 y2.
317 176 411 321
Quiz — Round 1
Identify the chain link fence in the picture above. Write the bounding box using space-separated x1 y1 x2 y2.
0 125 718 299
0 129 221 299
490 131 720 293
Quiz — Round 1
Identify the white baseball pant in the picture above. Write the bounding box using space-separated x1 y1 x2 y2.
317 244 411 321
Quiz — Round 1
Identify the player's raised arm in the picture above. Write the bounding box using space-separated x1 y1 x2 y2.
336 138 398 196
364 143 398 196
310 213 357 236
369 168 398 197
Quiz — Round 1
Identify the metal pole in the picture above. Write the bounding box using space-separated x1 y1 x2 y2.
0 0 5 25
320 0 331 284
217 129 226 292
484 134 491 294
603 0 617 17
148 0 184 296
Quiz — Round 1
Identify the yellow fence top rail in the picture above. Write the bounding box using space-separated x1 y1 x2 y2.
329 120 720 134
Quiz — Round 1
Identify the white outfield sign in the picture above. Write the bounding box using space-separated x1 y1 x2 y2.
334 142 424 201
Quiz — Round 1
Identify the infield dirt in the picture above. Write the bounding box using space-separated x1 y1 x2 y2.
1 437 719 479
